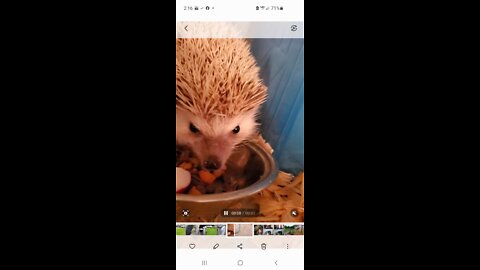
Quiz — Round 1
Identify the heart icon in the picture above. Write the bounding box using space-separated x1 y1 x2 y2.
189 243 196 249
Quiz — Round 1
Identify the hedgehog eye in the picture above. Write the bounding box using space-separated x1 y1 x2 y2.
189 123 200 133
232 125 240 134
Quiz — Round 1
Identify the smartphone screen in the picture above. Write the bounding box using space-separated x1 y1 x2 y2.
176 1 304 269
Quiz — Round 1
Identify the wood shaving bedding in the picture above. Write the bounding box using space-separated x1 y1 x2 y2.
227 134 304 222
213 171 304 222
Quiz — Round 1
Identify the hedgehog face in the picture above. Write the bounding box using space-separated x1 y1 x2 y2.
176 38 267 171
176 108 259 171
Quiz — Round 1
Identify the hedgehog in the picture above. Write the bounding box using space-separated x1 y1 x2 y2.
176 38 267 171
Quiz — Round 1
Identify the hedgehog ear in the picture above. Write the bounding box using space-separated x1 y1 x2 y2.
247 107 262 122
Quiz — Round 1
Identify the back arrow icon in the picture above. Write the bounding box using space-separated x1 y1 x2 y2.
184 25 188 31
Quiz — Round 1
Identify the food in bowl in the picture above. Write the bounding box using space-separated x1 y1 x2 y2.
176 144 249 195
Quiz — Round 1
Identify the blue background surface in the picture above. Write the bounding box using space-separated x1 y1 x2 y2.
250 39 304 174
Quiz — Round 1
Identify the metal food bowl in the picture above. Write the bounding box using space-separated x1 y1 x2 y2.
176 141 278 220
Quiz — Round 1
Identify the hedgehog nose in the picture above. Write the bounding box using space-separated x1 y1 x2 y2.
203 156 220 170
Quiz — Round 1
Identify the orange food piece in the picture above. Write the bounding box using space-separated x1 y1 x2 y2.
188 186 203 195
213 169 224 178
199 170 216 184
179 162 193 170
